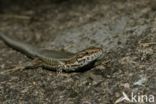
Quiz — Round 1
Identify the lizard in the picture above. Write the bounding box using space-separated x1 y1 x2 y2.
0 33 103 72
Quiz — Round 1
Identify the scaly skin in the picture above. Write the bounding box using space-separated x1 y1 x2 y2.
0 33 103 72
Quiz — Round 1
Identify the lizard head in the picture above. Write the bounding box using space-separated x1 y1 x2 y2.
63 47 103 72
75 47 103 65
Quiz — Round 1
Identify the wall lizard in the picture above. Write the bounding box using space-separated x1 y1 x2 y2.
0 33 103 72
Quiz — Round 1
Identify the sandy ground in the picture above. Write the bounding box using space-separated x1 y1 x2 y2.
0 0 155 104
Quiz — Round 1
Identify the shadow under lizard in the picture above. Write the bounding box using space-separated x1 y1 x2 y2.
0 33 103 72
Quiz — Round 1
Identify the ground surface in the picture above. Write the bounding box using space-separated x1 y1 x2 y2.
0 0 156 104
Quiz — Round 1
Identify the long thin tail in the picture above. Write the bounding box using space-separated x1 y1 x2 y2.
0 33 39 58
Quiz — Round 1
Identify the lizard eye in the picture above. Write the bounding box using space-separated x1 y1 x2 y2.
86 52 89 54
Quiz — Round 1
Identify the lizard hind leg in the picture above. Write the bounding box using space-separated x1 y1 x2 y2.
0 58 41 75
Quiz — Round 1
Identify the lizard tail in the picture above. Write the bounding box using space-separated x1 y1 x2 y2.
0 33 39 58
